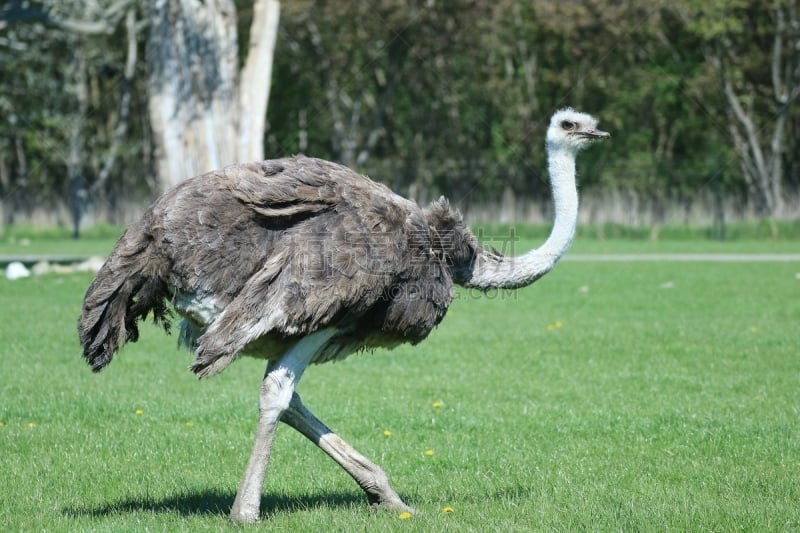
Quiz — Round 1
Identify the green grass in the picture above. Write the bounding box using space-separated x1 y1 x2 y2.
2 220 800 260
0 224 124 254
474 219 800 242
1 244 799 531
0 231 121 258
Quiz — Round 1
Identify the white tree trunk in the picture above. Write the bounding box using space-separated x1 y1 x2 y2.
147 0 279 191
716 3 799 218
238 0 280 162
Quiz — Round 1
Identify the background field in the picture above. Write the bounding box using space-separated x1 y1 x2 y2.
1 236 799 531
3 220 800 258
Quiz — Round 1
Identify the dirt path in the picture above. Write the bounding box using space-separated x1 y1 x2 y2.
566 253 800 262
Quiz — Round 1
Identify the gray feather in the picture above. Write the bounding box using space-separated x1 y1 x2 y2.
78 155 489 377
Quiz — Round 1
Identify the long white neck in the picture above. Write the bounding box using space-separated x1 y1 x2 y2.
464 143 578 290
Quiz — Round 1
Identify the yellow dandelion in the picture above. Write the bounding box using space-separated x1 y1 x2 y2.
398 511 412 520
750 326 758 333
383 429 392 437
135 408 144 416
185 421 194 427
27 422 36 429
555 321 564 329
424 449 434 457
546 324 555 331
0 421 5 428
432 400 443 409
443 506 454 514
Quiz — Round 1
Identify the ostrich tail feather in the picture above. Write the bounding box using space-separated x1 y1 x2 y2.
78 229 171 372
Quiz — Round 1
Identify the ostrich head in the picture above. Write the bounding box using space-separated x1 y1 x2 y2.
546 108 610 153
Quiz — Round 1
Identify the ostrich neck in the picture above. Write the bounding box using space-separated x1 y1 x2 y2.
465 145 578 290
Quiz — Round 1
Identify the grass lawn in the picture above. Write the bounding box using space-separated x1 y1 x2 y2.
2 221 800 259
0 236 118 259
1 240 799 531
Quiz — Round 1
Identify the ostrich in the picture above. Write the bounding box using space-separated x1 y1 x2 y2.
79 108 608 523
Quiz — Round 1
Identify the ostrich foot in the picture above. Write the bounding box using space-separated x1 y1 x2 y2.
368 492 415 514
282 393 413 514
229 501 261 524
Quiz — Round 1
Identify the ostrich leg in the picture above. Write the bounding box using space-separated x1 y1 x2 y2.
229 329 336 523
281 392 413 513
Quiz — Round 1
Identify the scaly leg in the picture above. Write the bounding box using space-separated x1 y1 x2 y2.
281 392 413 513
229 329 336 523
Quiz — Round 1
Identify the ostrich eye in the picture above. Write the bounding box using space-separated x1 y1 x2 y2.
561 120 576 131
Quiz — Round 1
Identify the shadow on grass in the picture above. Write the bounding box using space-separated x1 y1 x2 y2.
62 489 366 519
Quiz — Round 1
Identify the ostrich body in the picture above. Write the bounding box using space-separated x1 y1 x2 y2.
79 108 608 523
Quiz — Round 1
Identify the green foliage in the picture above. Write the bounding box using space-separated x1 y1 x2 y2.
0 0 154 224
2 250 799 530
1 1 798 224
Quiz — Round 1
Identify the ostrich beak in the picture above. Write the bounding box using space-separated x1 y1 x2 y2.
581 129 610 139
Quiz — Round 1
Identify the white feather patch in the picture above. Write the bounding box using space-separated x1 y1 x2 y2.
173 290 221 327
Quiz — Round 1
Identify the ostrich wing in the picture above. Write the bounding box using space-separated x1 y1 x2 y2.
185 156 437 377
226 158 339 219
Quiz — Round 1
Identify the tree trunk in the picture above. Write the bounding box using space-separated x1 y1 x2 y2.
68 53 89 239
147 0 279 191
713 3 800 218
237 0 280 162
92 8 137 194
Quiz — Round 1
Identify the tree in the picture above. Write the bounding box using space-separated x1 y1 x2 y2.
1 0 146 234
681 0 800 217
147 0 280 190
2 0 796 229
